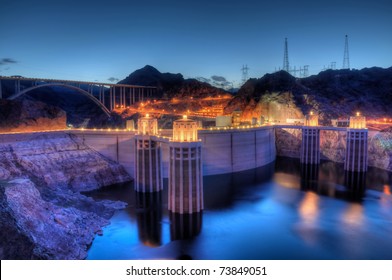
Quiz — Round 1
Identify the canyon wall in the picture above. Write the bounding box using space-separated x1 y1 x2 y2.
0 99 66 133
0 132 131 259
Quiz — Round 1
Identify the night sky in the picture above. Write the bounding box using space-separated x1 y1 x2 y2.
0 0 391 86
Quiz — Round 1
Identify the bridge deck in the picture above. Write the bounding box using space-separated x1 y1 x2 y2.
0 75 157 88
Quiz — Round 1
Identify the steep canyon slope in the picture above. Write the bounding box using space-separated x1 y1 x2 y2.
0 132 131 259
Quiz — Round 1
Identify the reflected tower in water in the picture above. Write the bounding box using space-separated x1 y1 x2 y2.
344 171 366 201
170 212 203 241
136 191 163 247
300 163 319 191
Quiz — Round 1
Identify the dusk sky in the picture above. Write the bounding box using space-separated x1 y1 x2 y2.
1 0 391 86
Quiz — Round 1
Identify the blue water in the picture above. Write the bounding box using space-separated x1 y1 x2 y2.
87 157 392 260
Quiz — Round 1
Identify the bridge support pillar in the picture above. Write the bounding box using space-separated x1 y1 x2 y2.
14 80 20 96
300 127 320 164
344 129 368 172
109 87 112 110
133 88 136 104
123 87 126 107
120 88 122 107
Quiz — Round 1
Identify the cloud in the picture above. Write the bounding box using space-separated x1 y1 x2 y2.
195 77 211 83
0 58 17 65
209 75 233 89
108 77 119 82
211 75 227 82
196 75 233 90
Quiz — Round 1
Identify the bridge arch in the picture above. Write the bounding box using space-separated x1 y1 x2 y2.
7 83 111 117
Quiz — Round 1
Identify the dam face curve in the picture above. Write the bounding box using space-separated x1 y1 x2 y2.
72 126 277 178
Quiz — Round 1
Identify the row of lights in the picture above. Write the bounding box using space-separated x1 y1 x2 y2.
77 127 134 132
208 124 265 131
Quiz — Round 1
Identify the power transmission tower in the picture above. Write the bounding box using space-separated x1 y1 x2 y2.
300 65 309 77
283 38 290 72
343 35 350 69
241 65 249 85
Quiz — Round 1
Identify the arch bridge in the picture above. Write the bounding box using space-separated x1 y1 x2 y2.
0 76 158 117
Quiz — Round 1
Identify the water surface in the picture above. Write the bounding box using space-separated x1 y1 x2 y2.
87 157 392 260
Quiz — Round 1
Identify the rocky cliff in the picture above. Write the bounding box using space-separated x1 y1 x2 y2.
0 132 131 259
0 99 66 133
227 67 392 123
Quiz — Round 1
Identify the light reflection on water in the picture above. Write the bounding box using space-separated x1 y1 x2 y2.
87 157 392 260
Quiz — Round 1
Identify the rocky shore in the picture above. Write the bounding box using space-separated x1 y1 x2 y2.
0 132 132 259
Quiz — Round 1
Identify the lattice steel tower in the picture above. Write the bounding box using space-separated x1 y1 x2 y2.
241 64 249 84
343 35 350 69
283 38 290 72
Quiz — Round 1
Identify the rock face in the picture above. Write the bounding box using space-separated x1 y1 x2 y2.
0 132 131 259
227 67 392 124
0 99 66 133
275 128 392 171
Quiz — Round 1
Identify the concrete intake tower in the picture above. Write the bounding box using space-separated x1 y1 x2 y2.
134 114 163 192
168 116 203 214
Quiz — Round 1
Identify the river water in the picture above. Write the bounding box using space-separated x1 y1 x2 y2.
87 157 392 260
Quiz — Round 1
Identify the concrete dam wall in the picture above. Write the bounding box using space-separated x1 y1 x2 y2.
72 126 277 178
